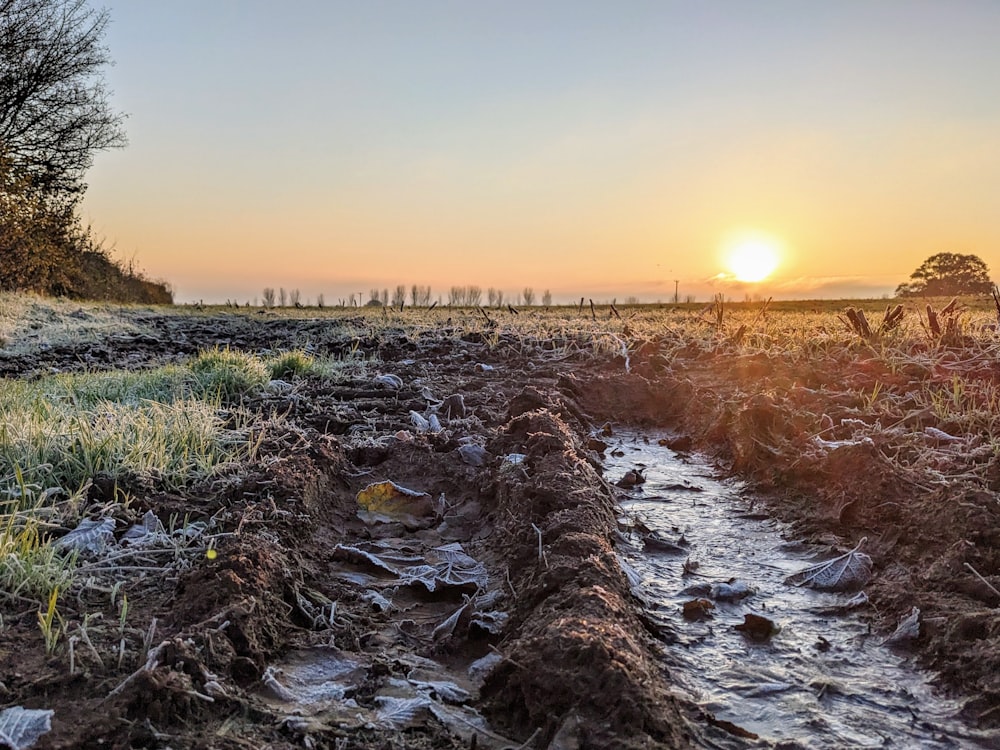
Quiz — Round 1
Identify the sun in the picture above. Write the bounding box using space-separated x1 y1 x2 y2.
723 233 782 283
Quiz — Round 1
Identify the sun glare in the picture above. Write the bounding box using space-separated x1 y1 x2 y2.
723 234 782 283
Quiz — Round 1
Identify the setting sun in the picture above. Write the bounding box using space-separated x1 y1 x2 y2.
723 233 783 283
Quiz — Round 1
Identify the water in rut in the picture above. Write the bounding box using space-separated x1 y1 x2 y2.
609 429 998 749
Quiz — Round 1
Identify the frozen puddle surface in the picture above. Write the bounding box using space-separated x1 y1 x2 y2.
609 430 999 749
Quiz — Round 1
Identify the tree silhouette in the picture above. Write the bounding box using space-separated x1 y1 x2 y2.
0 0 127 193
895 253 993 297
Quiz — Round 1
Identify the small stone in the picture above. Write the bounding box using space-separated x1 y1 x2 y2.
458 444 488 467
616 469 645 488
735 613 778 641
682 598 715 620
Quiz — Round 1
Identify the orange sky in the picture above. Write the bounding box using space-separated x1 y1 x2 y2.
81 2 1000 304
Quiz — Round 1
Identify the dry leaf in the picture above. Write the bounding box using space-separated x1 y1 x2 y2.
785 537 872 591
356 481 439 529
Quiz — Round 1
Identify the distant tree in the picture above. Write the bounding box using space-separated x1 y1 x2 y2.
521 287 535 306
467 285 483 306
380 288 389 306
542 289 552 307
487 287 499 307
407 284 431 306
391 284 406 308
262 288 276 307
288 288 300 306
895 253 993 297
278 287 287 306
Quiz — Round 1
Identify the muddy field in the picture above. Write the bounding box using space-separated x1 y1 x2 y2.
2 302 999 749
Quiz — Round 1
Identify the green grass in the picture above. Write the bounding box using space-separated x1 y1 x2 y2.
0 344 357 617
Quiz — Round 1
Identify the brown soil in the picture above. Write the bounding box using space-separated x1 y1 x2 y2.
2 308 998 748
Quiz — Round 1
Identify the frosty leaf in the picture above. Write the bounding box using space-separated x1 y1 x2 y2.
409 410 431 432
428 702 519 749
710 579 753 601
121 510 166 546
470 609 508 635
617 554 643 589
333 543 426 575
422 543 488 591
54 517 115 554
467 652 503 686
845 590 869 609
374 695 431 729
0 706 54 750
432 599 472 641
333 541 486 592
884 606 921 646
785 537 872 592
408 677 471 704
375 373 403 389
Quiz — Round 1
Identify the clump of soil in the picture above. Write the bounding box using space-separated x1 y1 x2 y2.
481 402 690 747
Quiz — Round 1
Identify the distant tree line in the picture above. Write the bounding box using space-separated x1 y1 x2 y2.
0 0 171 303
259 284 558 309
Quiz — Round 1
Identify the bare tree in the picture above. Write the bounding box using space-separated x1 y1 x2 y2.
0 0 127 193
368 288 380 304
409 284 432 307
542 289 552 307
467 285 482 306
288 288 301 307
380 288 389 306
316 293 324 308
262 288 276 307
521 287 536 306
448 286 462 306
392 284 406 308
278 287 287 307
487 288 499 307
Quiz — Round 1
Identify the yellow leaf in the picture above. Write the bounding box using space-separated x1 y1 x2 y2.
356 481 438 529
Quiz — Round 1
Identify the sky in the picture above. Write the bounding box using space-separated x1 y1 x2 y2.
80 1 1000 304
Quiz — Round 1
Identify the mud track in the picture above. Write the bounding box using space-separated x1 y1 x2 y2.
2 308 997 748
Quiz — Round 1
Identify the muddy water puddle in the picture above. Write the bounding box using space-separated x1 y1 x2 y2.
610 430 998 749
